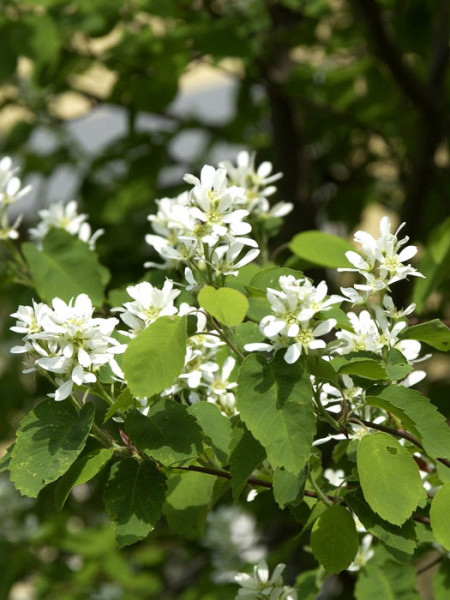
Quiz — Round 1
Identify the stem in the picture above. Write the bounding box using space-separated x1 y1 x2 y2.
2 240 34 287
270 242 290 263
91 422 114 448
308 471 334 507
313 386 341 430
206 315 245 363
92 381 114 406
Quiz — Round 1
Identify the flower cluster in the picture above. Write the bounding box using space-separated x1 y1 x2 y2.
245 275 341 364
334 217 427 390
219 151 292 222
114 283 238 415
114 280 181 337
0 156 31 241
11 294 124 401
244 217 426 431
234 561 297 600
145 164 258 286
29 200 104 249
339 216 424 299
145 152 287 286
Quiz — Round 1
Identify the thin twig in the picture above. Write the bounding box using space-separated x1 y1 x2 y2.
417 555 443 575
349 417 450 469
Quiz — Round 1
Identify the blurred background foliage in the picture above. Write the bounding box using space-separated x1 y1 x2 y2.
0 0 448 598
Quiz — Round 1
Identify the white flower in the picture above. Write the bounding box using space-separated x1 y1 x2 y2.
10 294 124 401
145 192 198 268
283 319 337 364
258 276 341 340
161 307 226 402
348 534 374 571
235 560 297 600
335 311 380 354
29 200 104 249
324 469 345 487
382 295 416 320
114 279 180 336
203 356 238 415
219 151 291 219
145 234 198 267
313 416 386 446
245 275 338 364
320 374 363 414
246 318 336 364
183 165 251 246
340 287 367 305
209 241 260 277
148 192 193 238
0 156 31 206
221 151 283 191
0 213 22 240
339 217 423 289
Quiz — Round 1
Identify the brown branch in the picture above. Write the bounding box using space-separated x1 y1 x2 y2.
350 417 424 449
256 4 316 240
175 464 432 526
429 0 450 89
176 465 325 501
413 514 431 526
417 555 443 575
351 1 449 246
351 0 442 121
350 417 450 469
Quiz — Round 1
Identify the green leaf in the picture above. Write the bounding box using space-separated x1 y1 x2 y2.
55 448 114 510
198 286 248 326
12 14 62 66
289 231 354 268
310 505 359 573
164 470 215 539
22 229 105 306
187 402 232 465
273 467 306 509
104 388 135 422
383 349 412 381
125 400 203 466
346 489 417 560
104 458 166 547
306 355 338 385
331 352 387 380
399 319 450 352
10 400 95 498
367 385 450 461
413 217 450 313
357 432 423 525
122 316 187 398
236 354 316 473
433 558 450 600
355 562 421 600
225 263 262 293
229 423 266 501
430 482 450 551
